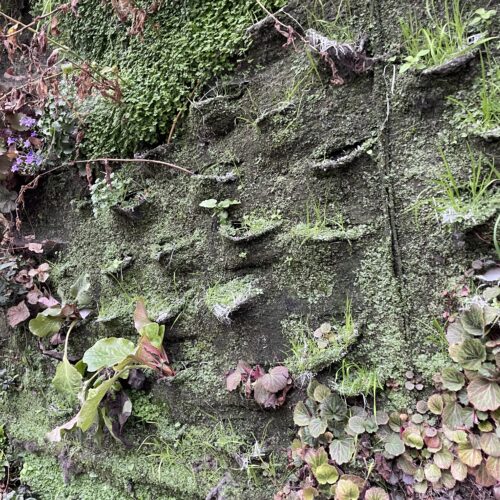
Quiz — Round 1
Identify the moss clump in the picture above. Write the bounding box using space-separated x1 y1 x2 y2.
219 212 282 242
291 222 370 243
282 318 358 376
205 276 263 324
45 0 285 156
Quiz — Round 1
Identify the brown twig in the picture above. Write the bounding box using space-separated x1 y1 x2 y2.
0 71 63 103
2 4 69 37
167 82 199 145
73 158 195 176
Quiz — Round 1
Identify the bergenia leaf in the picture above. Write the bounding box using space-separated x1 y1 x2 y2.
260 366 289 393
319 393 347 422
329 437 355 465
364 487 389 500
455 338 486 370
293 401 311 426
460 305 486 336
7 301 30 327
82 337 136 372
335 478 360 500
467 377 500 411
309 417 328 438
29 310 63 337
441 367 465 391
313 463 339 485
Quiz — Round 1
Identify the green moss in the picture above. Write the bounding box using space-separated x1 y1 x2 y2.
44 0 285 156
205 275 263 323
291 222 370 242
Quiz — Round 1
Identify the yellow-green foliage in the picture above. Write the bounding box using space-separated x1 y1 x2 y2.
45 0 285 156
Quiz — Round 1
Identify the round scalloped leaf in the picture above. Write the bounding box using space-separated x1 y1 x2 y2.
442 401 466 428
314 463 339 485
307 380 320 399
478 421 494 432
450 459 467 481
413 481 427 494
309 417 328 438
29 312 63 338
467 377 500 411
388 412 402 432
313 383 332 403
82 337 136 372
441 367 465 391
486 456 500 481
305 447 329 468
474 461 497 487
293 401 312 427
424 463 441 483
480 433 500 457
447 321 466 344
384 434 405 457
364 487 389 500
334 479 359 500
329 438 355 465
427 394 444 415
461 305 486 337
302 487 318 500
455 338 486 370
260 366 289 393
441 471 456 490
320 393 347 422
347 416 366 435
433 448 453 469
396 456 417 475
402 428 424 449
375 411 389 425
457 441 483 467
416 400 428 414
443 428 467 444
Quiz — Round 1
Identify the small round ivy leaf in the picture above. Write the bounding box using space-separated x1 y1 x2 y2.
416 400 428 414
347 415 366 435
402 428 424 449
413 480 428 494
441 367 465 391
384 434 405 457
441 471 456 490
82 337 136 372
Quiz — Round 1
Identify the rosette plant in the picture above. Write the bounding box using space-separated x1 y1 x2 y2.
47 299 174 443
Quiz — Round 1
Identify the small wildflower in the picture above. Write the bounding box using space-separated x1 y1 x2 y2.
19 116 36 128
30 131 37 137
441 207 458 224
23 139 31 149
6 137 17 146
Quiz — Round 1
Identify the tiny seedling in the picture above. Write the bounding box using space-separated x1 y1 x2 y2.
199 198 240 225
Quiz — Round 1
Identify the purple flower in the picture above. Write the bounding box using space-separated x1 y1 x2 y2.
30 131 37 137
11 158 22 173
20 116 36 128
6 137 17 146
23 139 31 149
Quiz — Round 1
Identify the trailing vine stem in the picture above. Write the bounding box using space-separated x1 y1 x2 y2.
72 158 195 176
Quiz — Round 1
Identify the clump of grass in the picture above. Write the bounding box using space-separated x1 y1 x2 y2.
292 200 368 244
306 0 355 42
399 0 496 73
413 147 499 228
448 54 500 135
284 298 358 376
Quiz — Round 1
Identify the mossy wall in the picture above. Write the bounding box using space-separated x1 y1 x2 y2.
1 0 499 498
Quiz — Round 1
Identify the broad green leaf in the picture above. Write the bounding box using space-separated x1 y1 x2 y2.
441 471 456 490
140 322 165 350
70 274 92 307
52 357 82 399
468 377 500 411
384 433 405 457
301 487 318 500
313 383 331 402
82 338 136 372
335 478 360 500
441 367 465 391
29 312 62 337
77 376 119 432
455 338 486 370
305 447 328 468
413 481 427 494
427 394 444 414
364 487 389 500
313 463 338 485
320 393 347 422
329 437 355 465
293 401 311 426
307 380 320 399
442 401 466 428
424 463 441 483
309 417 328 438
